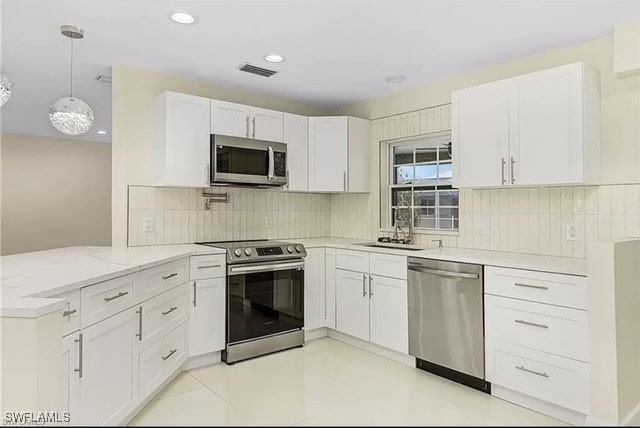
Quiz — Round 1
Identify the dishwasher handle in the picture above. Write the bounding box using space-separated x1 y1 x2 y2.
408 264 480 280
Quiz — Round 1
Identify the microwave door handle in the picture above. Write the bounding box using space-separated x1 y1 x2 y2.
267 146 275 180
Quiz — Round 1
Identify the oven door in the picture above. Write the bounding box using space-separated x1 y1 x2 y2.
211 135 287 186
227 260 304 345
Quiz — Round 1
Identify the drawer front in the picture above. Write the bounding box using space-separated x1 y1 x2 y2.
190 254 226 280
80 273 138 328
140 258 189 301
54 289 80 336
336 249 369 273
485 295 588 362
486 338 589 413
140 284 190 351
369 252 407 280
485 266 587 309
139 322 188 401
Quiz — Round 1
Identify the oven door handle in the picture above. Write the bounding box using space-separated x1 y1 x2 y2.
228 260 304 275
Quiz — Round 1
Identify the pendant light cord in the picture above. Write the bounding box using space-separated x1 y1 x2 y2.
69 35 74 98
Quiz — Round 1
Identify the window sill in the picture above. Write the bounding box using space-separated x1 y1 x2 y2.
379 228 459 237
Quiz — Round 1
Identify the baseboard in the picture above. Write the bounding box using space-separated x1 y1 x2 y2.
585 416 616 426
304 327 329 341
327 329 414 367
182 351 222 370
622 400 640 426
491 384 586 426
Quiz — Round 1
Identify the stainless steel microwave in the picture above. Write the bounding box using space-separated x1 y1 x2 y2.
210 135 287 187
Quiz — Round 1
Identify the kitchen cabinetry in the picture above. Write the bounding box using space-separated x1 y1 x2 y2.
284 113 309 192
153 91 211 187
211 100 284 142
189 255 226 356
452 62 600 188
335 249 408 354
304 248 337 331
308 117 370 193
61 334 79 416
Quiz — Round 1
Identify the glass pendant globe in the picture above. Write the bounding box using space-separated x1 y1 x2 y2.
0 72 12 107
48 96 94 136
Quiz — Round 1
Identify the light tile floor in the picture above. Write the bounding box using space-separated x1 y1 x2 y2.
130 338 564 426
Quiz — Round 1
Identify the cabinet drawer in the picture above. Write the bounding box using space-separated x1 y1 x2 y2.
54 289 80 336
139 322 188 401
369 252 407 279
190 254 225 280
140 284 190 351
485 266 587 309
80 273 138 328
336 249 369 273
485 295 588 362
486 338 589 413
140 258 189 301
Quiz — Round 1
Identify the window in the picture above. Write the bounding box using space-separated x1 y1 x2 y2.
387 132 459 231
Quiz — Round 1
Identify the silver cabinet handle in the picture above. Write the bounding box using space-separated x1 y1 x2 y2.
510 156 515 184
192 281 197 307
514 282 548 290
197 264 221 269
104 291 128 302
162 348 178 361
162 306 178 316
74 333 83 378
501 158 506 185
252 117 256 138
162 272 178 280
343 172 347 191
63 309 77 318
245 116 250 137
369 275 373 298
516 365 549 378
135 306 143 341
362 274 366 297
205 163 210 186
515 319 549 329
408 265 479 280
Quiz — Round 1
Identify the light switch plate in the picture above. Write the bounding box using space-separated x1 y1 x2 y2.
474 216 490 236
566 223 578 241
265 216 273 229
143 216 154 233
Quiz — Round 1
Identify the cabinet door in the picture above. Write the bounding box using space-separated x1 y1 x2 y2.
189 278 225 356
324 248 337 329
155 92 210 187
211 100 251 138
511 63 584 185
308 117 348 192
61 334 79 419
369 275 408 354
347 117 371 193
284 113 309 192
75 308 139 426
336 269 369 341
251 107 284 142
304 248 326 330
452 85 510 188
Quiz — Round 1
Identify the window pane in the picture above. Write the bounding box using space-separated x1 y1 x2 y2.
438 189 459 206
393 146 413 165
413 189 436 207
439 142 452 161
414 208 437 228
392 188 412 207
438 207 459 226
416 146 437 163
414 164 438 184
438 163 453 182
394 166 414 184
393 206 412 226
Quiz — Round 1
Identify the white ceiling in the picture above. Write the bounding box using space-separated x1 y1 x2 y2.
2 0 639 143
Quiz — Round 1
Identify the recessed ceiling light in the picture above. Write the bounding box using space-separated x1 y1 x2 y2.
96 130 107 135
385 75 407 83
170 11 197 24
264 54 285 63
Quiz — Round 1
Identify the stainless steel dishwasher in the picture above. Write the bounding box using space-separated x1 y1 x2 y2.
407 257 489 392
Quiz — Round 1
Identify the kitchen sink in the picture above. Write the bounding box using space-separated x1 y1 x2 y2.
356 242 426 251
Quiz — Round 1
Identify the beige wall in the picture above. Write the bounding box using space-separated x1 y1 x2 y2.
1 134 111 255
112 65 331 247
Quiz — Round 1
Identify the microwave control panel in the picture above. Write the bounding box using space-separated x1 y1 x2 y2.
274 152 286 177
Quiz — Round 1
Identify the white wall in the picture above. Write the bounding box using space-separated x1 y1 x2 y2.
1 134 112 255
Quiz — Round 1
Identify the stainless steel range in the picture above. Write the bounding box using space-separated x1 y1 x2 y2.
196 239 307 364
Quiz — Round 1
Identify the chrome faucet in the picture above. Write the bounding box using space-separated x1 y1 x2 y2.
393 207 413 244
432 239 443 248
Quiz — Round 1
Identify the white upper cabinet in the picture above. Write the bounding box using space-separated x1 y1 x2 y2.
153 92 211 187
308 116 370 193
284 113 309 192
210 100 251 138
211 100 284 142
452 62 600 188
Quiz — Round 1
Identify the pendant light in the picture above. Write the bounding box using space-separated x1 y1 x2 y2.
49 25 94 136
0 71 13 107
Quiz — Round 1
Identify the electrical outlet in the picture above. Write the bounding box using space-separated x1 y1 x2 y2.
566 223 578 241
474 216 490 236
265 216 273 229
143 216 154 233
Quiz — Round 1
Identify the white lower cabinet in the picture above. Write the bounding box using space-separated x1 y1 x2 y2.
336 269 370 341
75 307 139 426
369 275 408 354
140 284 190 351
189 278 225 356
304 248 327 330
61 334 79 418
324 248 336 330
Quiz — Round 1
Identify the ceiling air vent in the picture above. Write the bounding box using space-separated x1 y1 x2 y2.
238 63 278 78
